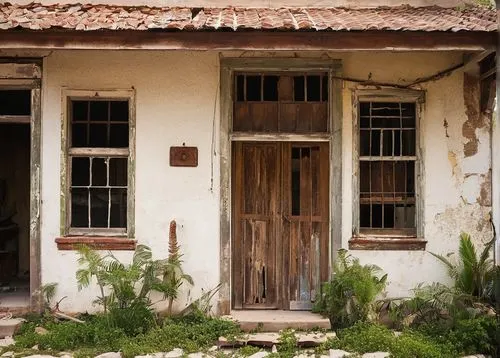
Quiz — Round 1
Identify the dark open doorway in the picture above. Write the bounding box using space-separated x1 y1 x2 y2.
0 89 31 310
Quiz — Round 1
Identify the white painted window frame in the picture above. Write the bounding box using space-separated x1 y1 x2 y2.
61 89 136 238
352 88 425 239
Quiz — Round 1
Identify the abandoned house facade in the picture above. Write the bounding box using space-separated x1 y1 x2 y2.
0 0 498 314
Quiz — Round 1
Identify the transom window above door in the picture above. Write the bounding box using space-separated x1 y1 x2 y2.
233 73 329 133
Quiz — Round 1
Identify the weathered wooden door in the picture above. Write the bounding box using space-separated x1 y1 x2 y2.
232 142 281 309
232 141 329 310
282 142 330 310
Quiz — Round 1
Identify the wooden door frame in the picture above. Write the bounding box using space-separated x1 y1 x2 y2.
218 58 343 314
0 59 42 312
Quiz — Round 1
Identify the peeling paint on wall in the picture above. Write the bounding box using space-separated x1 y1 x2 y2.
478 169 492 207
462 73 485 158
433 203 493 248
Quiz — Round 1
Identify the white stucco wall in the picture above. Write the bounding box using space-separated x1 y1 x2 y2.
40 50 493 312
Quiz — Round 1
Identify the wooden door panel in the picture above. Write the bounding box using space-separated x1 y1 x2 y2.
284 143 329 310
233 141 329 310
233 142 279 309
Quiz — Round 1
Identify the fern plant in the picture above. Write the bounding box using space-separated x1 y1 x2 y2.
313 249 387 329
430 232 495 302
76 237 193 320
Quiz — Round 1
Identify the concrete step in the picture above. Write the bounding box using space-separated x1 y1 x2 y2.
229 310 330 332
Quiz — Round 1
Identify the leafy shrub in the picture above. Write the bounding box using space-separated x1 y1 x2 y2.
448 316 498 355
390 331 456 358
430 232 495 303
313 249 387 329
76 242 193 333
321 322 393 353
108 301 157 336
276 329 298 358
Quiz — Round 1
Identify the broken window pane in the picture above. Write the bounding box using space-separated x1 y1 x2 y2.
359 101 417 231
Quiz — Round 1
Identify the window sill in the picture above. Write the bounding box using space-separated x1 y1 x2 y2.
55 237 137 251
349 236 426 251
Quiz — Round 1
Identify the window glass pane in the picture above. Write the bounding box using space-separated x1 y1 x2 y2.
306 76 321 101
89 101 108 122
90 188 109 227
72 157 90 186
110 188 127 228
72 101 88 121
0 90 31 116
246 76 261 101
71 123 87 147
293 76 305 101
91 158 107 186
110 124 129 148
89 124 107 147
71 188 88 227
109 158 128 186
263 76 279 101
110 101 129 122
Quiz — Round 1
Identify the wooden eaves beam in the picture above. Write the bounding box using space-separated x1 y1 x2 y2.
0 30 496 51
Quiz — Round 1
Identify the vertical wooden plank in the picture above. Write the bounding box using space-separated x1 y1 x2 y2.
281 143 291 308
311 103 328 132
219 63 232 315
319 142 330 283
30 86 42 311
279 103 297 132
233 103 252 131
299 147 312 302
232 142 243 309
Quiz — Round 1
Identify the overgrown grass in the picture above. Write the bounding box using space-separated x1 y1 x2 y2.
1 311 240 358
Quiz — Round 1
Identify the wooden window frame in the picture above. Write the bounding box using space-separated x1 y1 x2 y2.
350 89 426 251
57 89 136 250
218 58 343 314
0 60 43 311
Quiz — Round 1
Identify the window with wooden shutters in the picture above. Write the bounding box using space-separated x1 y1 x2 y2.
351 90 425 250
62 90 135 237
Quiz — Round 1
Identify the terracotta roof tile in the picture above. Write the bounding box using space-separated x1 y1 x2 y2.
0 3 496 32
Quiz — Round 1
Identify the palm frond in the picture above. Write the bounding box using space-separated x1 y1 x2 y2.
428 251 459 279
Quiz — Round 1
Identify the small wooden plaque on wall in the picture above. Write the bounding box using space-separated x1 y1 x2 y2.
170 146 198 167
